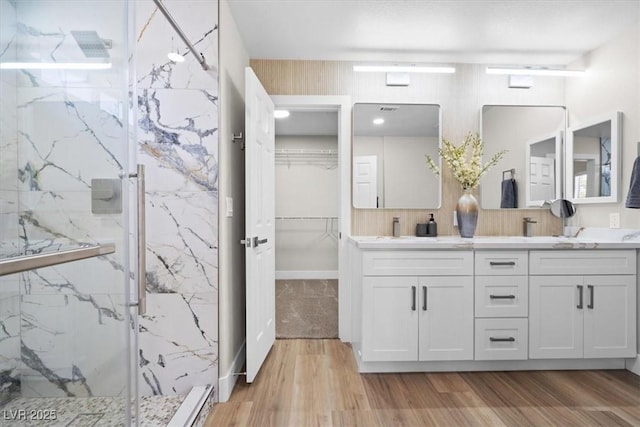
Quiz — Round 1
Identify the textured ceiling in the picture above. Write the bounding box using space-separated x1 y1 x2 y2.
228 0 640 65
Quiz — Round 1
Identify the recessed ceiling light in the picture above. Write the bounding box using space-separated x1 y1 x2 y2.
486 67 586 77
373 118 384 125
274 110 290 119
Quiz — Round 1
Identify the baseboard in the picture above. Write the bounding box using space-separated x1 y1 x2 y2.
626 354 640 376
276 270 338 280
218 340 246 402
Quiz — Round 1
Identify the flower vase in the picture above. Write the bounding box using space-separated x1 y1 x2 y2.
456 189 478 238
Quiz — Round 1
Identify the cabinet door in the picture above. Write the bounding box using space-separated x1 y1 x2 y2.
418 276 473 361
530 275 584 359
361 277 418 361
584 275 637 358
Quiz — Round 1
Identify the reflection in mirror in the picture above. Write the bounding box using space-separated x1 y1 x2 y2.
567 112 621 204
352 103 441 209
526 132 562 207
480 105 566 209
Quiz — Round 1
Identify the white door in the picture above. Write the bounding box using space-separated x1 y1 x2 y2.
529 276 583 359
529 156 555 202
353 155 378 208
584 275 637 358
419 276 474 361
245 67 275 382
361 277 418 362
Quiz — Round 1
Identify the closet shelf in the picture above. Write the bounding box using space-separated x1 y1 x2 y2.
275 149 338 168
275 216 338 220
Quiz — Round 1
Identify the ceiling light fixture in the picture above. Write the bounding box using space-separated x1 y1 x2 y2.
373 118 385 125
274 110 290 119
486 67 586 77
0 62 112 70
354 64 456 74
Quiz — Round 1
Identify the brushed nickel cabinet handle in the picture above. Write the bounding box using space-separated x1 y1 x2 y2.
411 286 417 311
587 285 594 309
489 261 516 266
422 286 427 311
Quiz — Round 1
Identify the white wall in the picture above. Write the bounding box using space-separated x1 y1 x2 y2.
218 0 249 400
565 23 640 228
275 135 339 274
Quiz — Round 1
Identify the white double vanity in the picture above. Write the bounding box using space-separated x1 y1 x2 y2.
348 233 639 373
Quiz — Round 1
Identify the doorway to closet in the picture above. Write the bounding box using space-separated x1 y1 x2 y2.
274 108 340 339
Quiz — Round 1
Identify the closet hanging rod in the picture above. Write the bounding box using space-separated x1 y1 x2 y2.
275 216 338 220
152 0 210 71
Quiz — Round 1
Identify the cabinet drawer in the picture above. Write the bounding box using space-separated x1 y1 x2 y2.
363 251 473 276
475 276 528 318
530 250 636 275
475 251 528 275
474 318 528 361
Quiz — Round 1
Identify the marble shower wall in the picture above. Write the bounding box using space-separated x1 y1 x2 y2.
135 0 219 398
1 0 133 402
0 0 21 405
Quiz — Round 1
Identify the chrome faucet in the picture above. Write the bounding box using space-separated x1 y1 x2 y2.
393 217 400 237
523 217 537 237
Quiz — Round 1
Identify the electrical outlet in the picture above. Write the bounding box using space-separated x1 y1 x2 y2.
453 211 458 227
609 212 620 229
226 197 233 218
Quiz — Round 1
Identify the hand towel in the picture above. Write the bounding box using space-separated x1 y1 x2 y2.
500 179 518 208
625 156 640 208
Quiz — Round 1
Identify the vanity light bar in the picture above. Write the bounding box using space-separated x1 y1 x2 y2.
486 67 585 77
354 65 456 74
0 62 112 70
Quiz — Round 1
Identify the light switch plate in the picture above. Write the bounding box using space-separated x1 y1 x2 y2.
453 211 458 227
609 212 620 229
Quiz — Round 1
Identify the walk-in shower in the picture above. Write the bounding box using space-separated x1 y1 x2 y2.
1 0 218 423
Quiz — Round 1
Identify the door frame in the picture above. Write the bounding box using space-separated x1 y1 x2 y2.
271 95 352 342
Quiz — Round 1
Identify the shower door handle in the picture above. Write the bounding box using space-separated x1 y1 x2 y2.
134 164 147 315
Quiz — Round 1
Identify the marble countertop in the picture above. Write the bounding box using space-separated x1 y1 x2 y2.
350 229 640 250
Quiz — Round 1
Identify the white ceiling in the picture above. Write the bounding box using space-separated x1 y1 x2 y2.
228 0 640 65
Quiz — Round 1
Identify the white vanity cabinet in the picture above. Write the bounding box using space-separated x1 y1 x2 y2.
360 251 474 362
529 250 637 359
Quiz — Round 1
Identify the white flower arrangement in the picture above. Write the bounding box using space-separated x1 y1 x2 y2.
425 132 507 190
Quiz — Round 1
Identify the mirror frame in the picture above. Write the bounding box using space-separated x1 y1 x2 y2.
352 102 442 209
525 130 563 207
565 111 621 204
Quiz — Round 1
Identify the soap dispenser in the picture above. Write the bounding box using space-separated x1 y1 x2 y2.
427 213 438 237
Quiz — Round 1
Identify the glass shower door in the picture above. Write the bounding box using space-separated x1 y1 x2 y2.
0 0 138 425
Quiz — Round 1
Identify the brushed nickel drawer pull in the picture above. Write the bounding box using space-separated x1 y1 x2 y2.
489 261 516 266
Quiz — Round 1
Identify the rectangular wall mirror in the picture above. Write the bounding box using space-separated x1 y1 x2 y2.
566 112 621 204
352 103 441 209
480 105 566 209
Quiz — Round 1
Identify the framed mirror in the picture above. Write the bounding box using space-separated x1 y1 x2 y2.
566 112 621 204
480 105 566 209
352 103 441 209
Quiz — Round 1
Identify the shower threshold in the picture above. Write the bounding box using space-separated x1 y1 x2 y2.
2 394 186 426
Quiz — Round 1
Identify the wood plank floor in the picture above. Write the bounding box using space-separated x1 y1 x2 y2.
206 339 640 426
